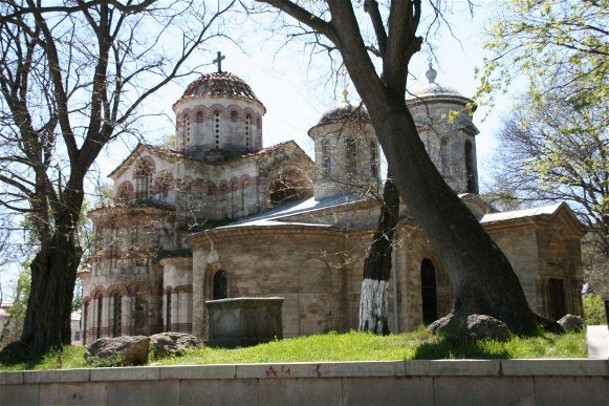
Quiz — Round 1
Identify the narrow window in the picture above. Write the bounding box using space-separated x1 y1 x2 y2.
166 291 172 331
83 301 89 344
214 111 221 148
464 140 477 193
213 270 228 300
96 296 103 339
369 140 377 178
184 114 191 145
135 159 154 200
112 293 122 337
245 114 251 148
346 138 357 175
196 111 204 123
321 141 332 177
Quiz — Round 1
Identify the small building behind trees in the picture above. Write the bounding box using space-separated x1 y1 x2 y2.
80 64 585 343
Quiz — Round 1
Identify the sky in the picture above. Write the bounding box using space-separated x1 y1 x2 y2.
98 1 512 193
2 1 516 294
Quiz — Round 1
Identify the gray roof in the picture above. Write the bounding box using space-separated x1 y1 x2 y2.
479 203 563 223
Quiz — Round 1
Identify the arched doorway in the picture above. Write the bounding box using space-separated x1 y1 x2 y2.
213 270 227 300
421 259 438 325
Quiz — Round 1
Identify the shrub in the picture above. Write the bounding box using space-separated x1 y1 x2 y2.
583 293 607 325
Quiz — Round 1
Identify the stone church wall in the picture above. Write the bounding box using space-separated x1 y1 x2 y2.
189 227 349 338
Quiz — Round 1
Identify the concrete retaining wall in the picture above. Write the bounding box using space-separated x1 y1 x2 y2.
1 359 607 405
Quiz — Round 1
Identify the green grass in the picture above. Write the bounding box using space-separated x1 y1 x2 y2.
0 328 587 371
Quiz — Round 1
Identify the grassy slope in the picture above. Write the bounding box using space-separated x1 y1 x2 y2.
0 328 587 371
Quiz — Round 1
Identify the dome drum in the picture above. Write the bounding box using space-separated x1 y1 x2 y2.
173 72 265 161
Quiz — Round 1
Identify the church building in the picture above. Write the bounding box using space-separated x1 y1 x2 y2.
80 60 585 343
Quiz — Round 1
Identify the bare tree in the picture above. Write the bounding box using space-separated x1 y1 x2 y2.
0 0 235 356
256 0 538 336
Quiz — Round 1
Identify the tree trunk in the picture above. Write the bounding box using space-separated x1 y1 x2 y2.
358 174 399 334
370 107 536 335
20 193 83 353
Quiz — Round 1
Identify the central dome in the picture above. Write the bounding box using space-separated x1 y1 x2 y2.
175 72 263 108
317 102 370 125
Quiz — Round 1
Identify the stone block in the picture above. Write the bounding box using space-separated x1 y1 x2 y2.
0 371 23 384
501 359 609 376
258 377 342 405
533 376 608 405
0 383 40 405
90 366 160 381
206 297 284 348
106 380 179 405
179 379 258 405
339 361 403 377
159 365 236 380
39 383 106 406
433 376 535 406
343 376 433 405
23 369 90 384
406 360 501 376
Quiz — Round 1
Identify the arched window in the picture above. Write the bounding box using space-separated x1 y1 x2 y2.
213 270 228 300
464 140 477 193
268 169 312 206
321 141 332 177
196 111 204 123
135 158 155 200
116 181 134 204
214 111 221 148
112 293 122 337
345 138 357 175
421 259 438 325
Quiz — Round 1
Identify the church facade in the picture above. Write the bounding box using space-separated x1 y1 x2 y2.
80 65 585 343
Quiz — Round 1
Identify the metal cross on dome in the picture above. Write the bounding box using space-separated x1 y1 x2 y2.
213 51 225 73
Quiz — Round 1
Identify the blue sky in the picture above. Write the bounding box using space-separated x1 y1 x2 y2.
2 1 516 294
99 1 512 191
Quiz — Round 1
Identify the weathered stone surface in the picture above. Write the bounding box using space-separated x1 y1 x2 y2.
85 336 150 366
464 314 512 341
558 314 584 332
150 332 203 358
429 314 512 342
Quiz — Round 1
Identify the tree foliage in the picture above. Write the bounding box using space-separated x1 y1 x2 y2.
477 0 608 110
0 0 234 355
480 0 609 252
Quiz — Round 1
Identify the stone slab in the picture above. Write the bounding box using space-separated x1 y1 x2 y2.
23 369 90 384
90 366 159 381
159 364 236 380
179 379 258 405
405 360 501 376
338 361 404 377
0 371 23 384
433 376 535 406
0 383 40 405
343 376 433 405
106 380 179 405
39 383 106 406
258 377 342 405
501 359 609 376
533 376 609 405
